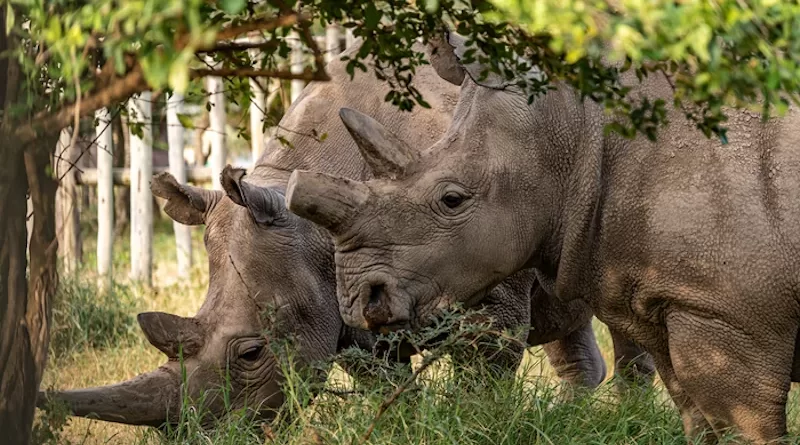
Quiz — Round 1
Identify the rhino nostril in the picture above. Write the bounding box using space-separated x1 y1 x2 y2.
363 283 392 329
368 283 386 306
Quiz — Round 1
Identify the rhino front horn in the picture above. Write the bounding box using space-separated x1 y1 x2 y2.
339 108 416 179
38 368 180 427
286 170 370 234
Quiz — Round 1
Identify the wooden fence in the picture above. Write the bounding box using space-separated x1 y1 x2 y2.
56 25 348 286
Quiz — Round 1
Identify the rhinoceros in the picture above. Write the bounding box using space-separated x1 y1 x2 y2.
286 32 800 443
40 39 651 429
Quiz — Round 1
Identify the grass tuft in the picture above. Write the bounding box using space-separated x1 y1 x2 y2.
49 275 139 360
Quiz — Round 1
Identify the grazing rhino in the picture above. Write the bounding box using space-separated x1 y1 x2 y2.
286 32 800 443
40 39 651 429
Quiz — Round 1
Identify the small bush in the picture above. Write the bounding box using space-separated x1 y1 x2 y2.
49 275 138 359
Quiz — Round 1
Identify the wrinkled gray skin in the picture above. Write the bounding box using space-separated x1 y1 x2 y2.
286 33 800 443
39 39 650 429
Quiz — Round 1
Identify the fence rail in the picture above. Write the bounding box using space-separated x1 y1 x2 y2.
56 26 348 285
76 167 215 186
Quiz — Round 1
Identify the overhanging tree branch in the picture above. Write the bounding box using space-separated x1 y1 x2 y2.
190 67 329 81
15 66 148 147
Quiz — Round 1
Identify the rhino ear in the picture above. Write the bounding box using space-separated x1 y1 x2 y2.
137 312 205 359
339 108 416 179
151 172 222 225
427 31 466 86
430 30 517 90
221 165 286 226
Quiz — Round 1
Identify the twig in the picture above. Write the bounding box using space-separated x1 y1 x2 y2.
356 342 447 444
296 12 326 74
227 253 264 313
190 67 329 81
214 13 305 42
16 66 147 147
198 39 280 54
68 49 83 165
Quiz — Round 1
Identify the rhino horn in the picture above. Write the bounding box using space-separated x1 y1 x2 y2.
339 108 416 179
286 170 370 234
37 367 180 427
137 312 205 359
221 165 286 226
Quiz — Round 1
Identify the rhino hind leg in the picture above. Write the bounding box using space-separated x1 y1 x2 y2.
665 311 794 443
541 320 607 389
609 328 656 390
652 354 717 444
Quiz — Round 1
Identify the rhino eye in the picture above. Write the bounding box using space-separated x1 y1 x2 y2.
239 344 263 362
441 191 466 209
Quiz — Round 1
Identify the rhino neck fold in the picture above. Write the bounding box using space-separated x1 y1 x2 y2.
547 99 611 304
497 86 608 304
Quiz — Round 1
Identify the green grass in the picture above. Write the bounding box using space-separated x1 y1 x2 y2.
49 277 138 360
36 213 800 445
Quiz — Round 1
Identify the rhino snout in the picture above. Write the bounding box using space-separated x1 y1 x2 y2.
354 278 411 333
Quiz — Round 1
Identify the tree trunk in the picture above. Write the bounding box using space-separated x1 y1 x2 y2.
0 10 59 441
0 131 34 444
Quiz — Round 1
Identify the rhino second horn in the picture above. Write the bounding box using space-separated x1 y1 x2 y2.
286 170 370 233
339 108 416 179
39 368 180 427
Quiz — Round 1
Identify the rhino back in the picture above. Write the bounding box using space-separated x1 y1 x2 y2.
255 39 460 182
577 72 800 325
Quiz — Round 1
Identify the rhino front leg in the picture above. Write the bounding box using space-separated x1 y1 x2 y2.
541 320 606 389
609 328 656 389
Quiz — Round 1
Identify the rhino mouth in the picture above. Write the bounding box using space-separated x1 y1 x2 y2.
373 320 412 335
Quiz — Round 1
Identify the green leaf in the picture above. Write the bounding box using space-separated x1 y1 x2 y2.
5 3 14 36
220 0 247 15
176 113 195 129
45 16 62 42
277 135 294 149
364 3 381 29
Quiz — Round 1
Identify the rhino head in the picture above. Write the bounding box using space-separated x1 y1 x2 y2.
42 166 343 427
287 32 574 332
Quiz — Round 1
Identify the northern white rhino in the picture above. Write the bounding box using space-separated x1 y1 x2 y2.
286 32 800 443
40 39 652 429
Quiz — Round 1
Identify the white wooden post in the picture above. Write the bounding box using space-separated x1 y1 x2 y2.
325 23 342 64
289 31 304 104
95 107 114 286
249 39 267 165
345 28 356 48
55 127 82 274
166 92 193 278
128 92 153 285
206 58 227 190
